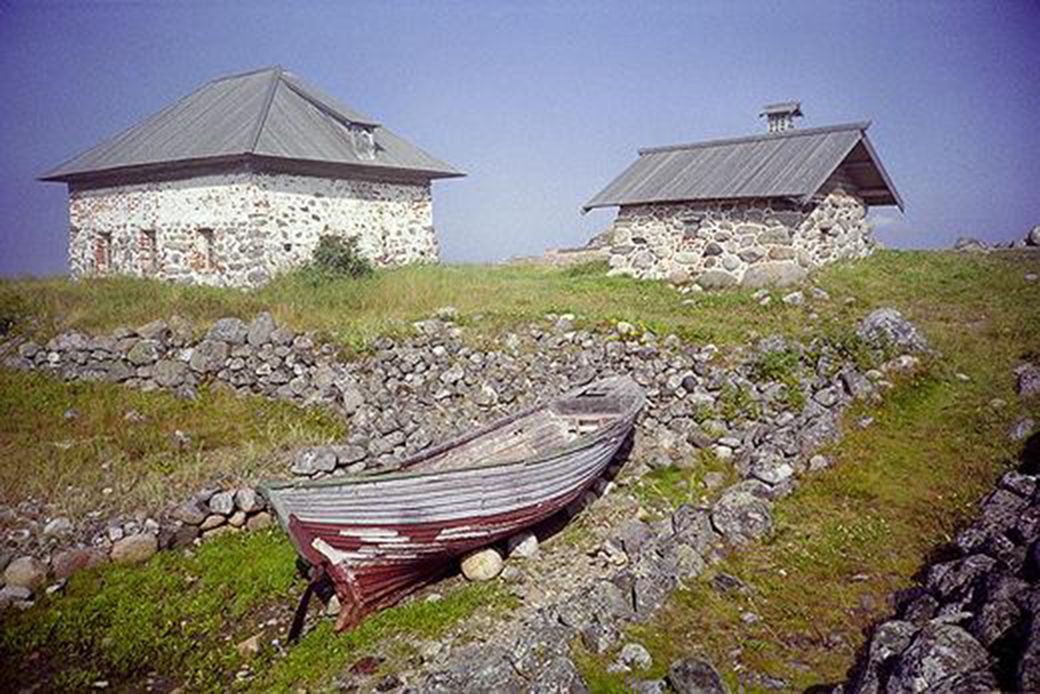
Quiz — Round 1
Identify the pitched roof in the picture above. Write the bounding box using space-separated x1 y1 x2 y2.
41 66 464 183
583 122 902 212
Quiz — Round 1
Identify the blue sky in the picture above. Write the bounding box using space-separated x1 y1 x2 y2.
1 0 1037 277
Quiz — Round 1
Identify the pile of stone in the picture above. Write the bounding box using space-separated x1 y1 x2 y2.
2 313 359 413
845 467 1040 693
0 486 274 610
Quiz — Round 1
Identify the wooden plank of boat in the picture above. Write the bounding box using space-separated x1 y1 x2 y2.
260 375 644 632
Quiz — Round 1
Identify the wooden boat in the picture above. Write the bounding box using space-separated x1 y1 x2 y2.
260 375 644 633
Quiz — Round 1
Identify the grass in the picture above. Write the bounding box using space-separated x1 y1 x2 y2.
2 261 844 353
0 369 346 519
575 249 1040 691
0 528 516 692
633 450 737 514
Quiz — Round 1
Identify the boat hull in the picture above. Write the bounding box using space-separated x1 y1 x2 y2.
262 376 643 631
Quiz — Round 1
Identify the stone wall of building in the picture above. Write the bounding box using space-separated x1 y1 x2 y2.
605 171 872 287
68 171 437 288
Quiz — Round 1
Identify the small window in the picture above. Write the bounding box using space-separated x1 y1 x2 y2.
194 228 216 272
141 230 158 273
95 232 112 273
283 243 293 253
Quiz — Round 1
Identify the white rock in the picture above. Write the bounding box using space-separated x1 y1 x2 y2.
43 517 73 536
3 556 47 591
506 531 539 559
460 547 504 581
617 642 653 670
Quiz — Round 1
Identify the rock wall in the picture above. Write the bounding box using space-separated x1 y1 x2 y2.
606 172 872 287
68 171 437 288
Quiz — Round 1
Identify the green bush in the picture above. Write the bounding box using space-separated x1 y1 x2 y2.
309 235 373 280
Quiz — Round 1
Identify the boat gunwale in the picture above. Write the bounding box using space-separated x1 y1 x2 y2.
259 377 643 495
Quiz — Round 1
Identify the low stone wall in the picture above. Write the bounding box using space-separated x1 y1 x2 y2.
68 171 437 288
606 183 871 288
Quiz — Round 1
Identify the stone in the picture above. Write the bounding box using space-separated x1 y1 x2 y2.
711 489 772 544
1028 224 1040 246
0 584 33 606
136 319 170 342
506 531 539 559
246 511 274 531
190 339 229 373
51 547 107 579
1016 363 1040 398
927 555 996 600
127 339 162 366
43 517 73 536
4 556 47 591
340 385 365 415
200 514 226 531
696 270 739 290
235 487 262 513
110 534 158 564
953 236 988 253
668 657 727 694
237 634 262 659
153 359 189 387
617 643 653 671
886 624 993 693
172 500 207 525
247 312 276 346
291 447 338 475
208 491 235 515
781 291 803 305
1010 416 1035 443
857 308 929 353
740 262 807 288
758 228 791 245
207 317 248 345
228 511 247 527
703 242 723 257
460 547 504 581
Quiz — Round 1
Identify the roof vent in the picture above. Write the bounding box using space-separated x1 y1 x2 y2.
761 102 803 133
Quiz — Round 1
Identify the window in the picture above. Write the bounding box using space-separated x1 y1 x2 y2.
283 242 293 253
194 228 216 272
95 232 112 273
141 230 158 273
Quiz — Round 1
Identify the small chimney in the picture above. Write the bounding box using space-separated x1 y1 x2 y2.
760 101 803 133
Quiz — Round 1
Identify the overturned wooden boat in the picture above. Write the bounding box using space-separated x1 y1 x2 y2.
260 375 644 632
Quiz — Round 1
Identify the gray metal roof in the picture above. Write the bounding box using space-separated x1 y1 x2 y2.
583 122 902 211
41 66 464 183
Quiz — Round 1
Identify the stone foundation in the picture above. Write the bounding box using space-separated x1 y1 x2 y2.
68 171 438 288
606 174 872 287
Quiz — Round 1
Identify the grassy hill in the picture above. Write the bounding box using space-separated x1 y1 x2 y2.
1 250 1038 692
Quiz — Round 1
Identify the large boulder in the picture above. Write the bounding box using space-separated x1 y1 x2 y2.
1015 363 1040 398
856 308 929 353
953 236 989 253
189 339 229 373
247 312 277 347
740 261 807 289
886 623 994 693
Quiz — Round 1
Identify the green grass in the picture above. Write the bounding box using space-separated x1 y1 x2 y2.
575 249 1040 691
1 261 841 352
0 369 346 518
0 528 517 692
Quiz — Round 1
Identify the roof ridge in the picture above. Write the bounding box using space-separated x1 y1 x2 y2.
638 121 872 156
246 66 283 154
279 72 379 128
208 65 284 85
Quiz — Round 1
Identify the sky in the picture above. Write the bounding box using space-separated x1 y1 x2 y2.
1 0 1038 277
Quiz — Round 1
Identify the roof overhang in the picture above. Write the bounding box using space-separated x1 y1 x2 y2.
42 153 465 189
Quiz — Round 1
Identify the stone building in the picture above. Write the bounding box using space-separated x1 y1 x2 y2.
583 103 902 287
41 67 464 287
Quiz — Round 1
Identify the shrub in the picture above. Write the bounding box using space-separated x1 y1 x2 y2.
310 235 373 280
